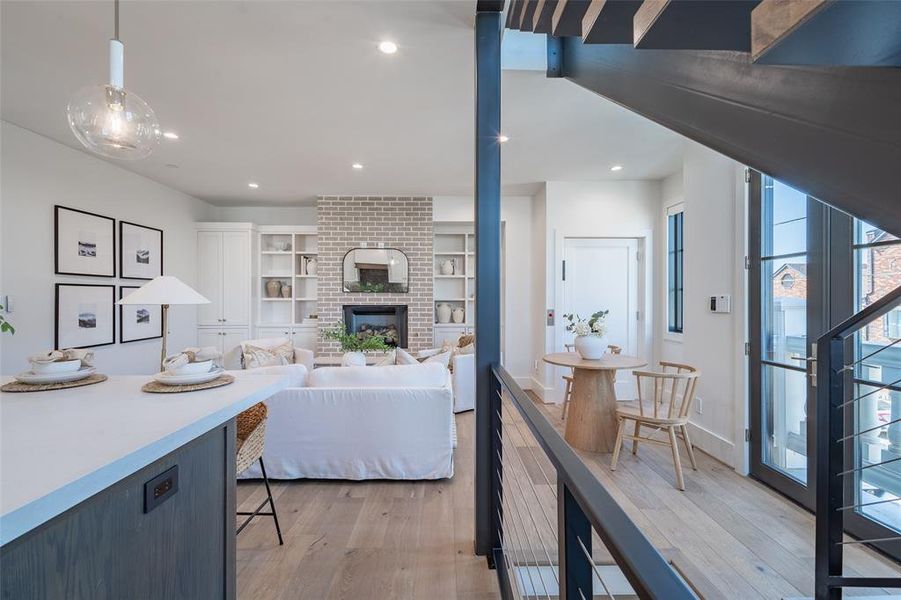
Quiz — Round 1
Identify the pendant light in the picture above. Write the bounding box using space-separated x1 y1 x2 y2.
67 0 160 160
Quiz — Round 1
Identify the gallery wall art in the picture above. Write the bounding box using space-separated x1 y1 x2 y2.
119 286 162 343
55 284 115 349
120 221 163 280
54 206 116 277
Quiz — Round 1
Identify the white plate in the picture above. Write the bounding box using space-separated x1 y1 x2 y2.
15 367 96 385
152 368 224 386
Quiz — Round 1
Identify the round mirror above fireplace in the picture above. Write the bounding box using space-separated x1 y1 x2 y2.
342 248 409 293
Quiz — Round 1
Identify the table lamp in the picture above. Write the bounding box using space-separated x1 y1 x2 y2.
117 276 210 370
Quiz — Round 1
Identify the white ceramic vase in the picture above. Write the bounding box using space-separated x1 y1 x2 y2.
574 335 606 360
452 307 465 323
436 303 452 324
306 257 318 276
342 351 366 367
440 259 455 275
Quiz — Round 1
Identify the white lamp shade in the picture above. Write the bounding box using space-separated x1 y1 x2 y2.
117 276 210 305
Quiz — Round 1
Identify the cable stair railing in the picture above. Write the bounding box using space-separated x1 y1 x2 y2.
816 283 901 599
489 366 697 600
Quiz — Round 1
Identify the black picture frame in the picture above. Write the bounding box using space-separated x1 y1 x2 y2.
119 286 162 344
55 283 116 350
54 206 116 278
119 220 163 280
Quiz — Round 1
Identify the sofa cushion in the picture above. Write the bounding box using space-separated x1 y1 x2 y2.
308 362 448 388
424 350 451 369
395 347 419 365
243 342 292 369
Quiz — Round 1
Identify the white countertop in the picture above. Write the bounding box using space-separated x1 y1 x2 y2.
0 371 289 546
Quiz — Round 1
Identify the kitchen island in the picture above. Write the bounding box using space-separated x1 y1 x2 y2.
0 372 288 600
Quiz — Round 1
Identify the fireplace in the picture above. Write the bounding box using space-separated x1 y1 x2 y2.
343 305 408 348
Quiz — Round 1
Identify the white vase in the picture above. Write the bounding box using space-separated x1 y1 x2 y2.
436 303 452 324
451 307 465 323
342 351 366 367
306 257 318 276
574 335 606 360
440 259 455 275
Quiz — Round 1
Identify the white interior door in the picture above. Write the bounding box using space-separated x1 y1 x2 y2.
561 238 641 399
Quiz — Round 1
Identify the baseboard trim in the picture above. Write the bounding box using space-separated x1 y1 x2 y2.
686 421 735 467
529 377 555 403
513 376 532 390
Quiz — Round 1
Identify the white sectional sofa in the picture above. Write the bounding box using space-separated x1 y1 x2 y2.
240 361 455 481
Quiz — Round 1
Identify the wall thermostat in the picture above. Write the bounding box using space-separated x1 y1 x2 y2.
709 295 732 313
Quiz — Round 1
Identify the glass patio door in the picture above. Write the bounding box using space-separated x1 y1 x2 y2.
749 173 827 508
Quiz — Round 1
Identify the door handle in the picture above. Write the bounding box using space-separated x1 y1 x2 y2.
790 348 818 387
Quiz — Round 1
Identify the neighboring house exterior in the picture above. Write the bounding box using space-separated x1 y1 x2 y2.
860 230 901 344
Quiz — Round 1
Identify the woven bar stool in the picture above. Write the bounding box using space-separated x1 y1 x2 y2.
236 402 283 545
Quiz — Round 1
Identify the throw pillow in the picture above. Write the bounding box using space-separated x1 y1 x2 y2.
456 343 474 355
243 344 291 369
375 350 396 366
458 334 475 347
424 350 451 370
395 347 419 365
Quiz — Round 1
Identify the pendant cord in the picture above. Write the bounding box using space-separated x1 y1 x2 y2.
114 0 119 40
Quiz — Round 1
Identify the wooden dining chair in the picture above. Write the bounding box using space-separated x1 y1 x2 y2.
561 344 623 420
610 362 700 490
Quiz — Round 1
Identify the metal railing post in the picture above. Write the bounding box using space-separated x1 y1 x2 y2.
559 481 592 600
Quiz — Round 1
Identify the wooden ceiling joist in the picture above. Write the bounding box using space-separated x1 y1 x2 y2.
552 0 592 37
633 0 760 51
752 0 901 66
519 0 539 31
506 0 524 28
582 0 642 44
532 0 557 33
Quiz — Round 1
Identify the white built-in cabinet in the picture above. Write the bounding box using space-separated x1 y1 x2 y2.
433 223 476 345
196 223 253 357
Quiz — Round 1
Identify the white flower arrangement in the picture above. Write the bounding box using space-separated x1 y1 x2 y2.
563 310 609 338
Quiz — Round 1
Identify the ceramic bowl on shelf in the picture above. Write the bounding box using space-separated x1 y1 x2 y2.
166 359 213 376
30 359 82 375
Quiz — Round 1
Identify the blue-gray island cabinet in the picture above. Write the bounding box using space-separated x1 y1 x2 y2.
0 373 289 600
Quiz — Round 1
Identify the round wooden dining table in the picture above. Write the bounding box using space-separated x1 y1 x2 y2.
542 352 647 453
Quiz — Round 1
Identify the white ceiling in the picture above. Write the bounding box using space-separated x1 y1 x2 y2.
1 1 685 207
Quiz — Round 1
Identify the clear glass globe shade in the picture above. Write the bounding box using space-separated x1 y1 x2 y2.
66 84 160 160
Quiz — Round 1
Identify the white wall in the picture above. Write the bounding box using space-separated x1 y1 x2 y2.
531 180 661 401
433 196 534 386
655 143 748 468
0 122 214 375
209 205 316 226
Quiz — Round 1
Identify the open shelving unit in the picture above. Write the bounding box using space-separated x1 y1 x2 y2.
257 226 318 327
433 224 476 332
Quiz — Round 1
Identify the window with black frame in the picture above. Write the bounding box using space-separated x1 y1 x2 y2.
667 207 684 334
853 221 901 534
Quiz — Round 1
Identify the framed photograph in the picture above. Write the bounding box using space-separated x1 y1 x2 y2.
120 221 163 280
119 286 162 343
54 206 116 277
55 284 115 349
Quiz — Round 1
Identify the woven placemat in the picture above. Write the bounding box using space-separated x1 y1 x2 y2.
1 374 108 393
142 374 235 394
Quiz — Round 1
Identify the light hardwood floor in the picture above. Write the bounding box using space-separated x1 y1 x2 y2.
235 408 499 600
237 396 901 599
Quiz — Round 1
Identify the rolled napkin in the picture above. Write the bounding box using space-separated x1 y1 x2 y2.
163 347 223 371
28 348 94 367
183 346 222 363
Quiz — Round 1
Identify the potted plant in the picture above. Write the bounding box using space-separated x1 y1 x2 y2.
563 310 609 360
0 304 14 335
322 321 390 366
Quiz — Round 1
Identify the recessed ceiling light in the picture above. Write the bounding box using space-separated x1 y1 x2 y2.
164 163 179 169
610 165 623 172
379 41 398 55
248 182 259 189
162 131 179 140
352 163 364 170
498 135 509 143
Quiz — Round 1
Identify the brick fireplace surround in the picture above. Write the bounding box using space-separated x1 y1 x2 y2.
316 196 434 356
